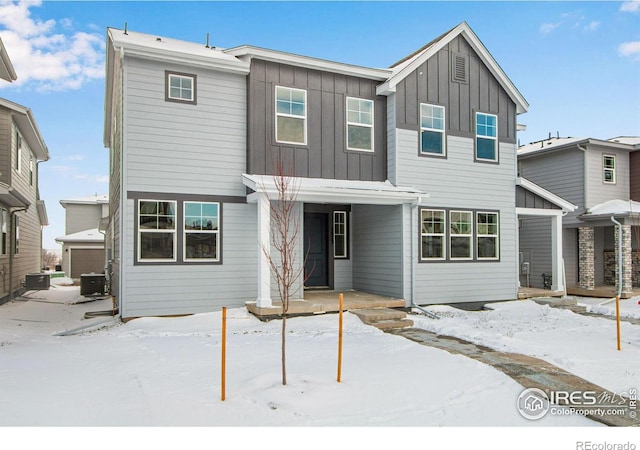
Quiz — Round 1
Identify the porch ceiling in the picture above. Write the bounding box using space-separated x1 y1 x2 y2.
242 174 427 205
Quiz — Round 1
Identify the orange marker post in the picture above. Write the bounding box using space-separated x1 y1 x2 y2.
221 306 227 401
337 293 343 383
615 296 621 351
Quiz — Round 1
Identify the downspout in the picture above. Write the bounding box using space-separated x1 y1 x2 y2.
8 207 28 302
410 200 439 320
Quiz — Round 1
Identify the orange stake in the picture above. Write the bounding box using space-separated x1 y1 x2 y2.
337 293 343 382
221 306 227 401
615 296 621 351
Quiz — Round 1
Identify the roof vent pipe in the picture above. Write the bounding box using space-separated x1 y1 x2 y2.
205 33 210 49
124 22 128 35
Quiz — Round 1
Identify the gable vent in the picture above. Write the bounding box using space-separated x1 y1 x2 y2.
451 53 468 84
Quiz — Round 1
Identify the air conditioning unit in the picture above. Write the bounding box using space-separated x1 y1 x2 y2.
80 273 105 296
25 273 50 290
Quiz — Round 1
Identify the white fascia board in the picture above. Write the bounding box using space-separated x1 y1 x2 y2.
226 46 391 81
516 207 564 217
0 98 49 161
517 177 577 212
0 37 17 82
120 44 250 74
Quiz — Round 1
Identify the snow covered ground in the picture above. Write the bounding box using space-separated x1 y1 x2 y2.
1 285 637 449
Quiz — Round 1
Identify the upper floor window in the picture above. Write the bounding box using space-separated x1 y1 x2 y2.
420 104 445 156
420 209 446 260
166 71 196 104
29 157 34 186
184 202 220 262
476 112 497 162
15 132 22 173
275 86 306 145
138 200 177 262
346 97 373 151
603 155 616 184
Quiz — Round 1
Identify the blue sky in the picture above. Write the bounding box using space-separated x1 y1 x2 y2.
0 0 639 249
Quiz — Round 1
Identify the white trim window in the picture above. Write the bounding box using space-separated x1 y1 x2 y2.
1 209 6 255
477 212 499 260
346 97 374 151
333 211 347 258
420 103 445 156
603 154 616 184
475 112 497 161
450 211 472 259
420 209 446 260
166 72 196 103
184 202 220 262
138 200 176 261
275 86 307 145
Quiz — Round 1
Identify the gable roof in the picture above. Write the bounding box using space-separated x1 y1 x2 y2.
376 22 529 114
518 136 638 158
0 98 49 160
0 37 17 82
516 177 577 212
60 194 108 206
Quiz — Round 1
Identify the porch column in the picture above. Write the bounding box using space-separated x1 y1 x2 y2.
578 226 595 290
615 224 633 295
551 214 565 292
256 192 272 307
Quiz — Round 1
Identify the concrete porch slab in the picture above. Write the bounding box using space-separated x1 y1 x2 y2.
566 286 640 299
246 290 405 319
518 287 564 299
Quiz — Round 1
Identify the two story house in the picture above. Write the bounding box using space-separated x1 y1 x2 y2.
518 136 640 296
56 194 108 278
104 22 574 319
0 38 50 303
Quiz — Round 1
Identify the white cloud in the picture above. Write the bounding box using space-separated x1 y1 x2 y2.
74 173 108 183
65 154 85 161
618 41 640 60
0 0 104 91
540 22 562 34
620 1 640 13
584 21 600 32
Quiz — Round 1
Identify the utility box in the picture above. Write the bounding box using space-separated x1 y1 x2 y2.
80 273 105 296
25 273 50 290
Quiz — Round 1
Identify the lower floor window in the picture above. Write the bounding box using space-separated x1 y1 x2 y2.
420 208 500 262
184 202 219 261
139 200 176 261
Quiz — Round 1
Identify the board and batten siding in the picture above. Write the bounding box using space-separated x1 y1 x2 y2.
123 56 247 197
518 216 552 289
121 200 257 318
396 131 518 303
247 59 386 182
352 204 403 298
518 148 585 225
585 145 630 209
631 151 640 202
395 35 516 143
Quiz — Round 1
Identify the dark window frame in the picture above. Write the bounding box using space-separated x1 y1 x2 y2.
165 71 197 105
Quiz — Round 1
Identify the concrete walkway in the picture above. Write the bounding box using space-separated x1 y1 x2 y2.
389 327 639 427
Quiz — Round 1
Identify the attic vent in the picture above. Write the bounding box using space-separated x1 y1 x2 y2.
451 52 468 84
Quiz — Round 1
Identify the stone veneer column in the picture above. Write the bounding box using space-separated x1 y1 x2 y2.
615 224 633 295
578 226 595 290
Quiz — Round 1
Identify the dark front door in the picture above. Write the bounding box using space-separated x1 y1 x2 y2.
304 212 328 287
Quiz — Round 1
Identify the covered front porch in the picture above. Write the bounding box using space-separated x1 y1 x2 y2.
242 174 426 311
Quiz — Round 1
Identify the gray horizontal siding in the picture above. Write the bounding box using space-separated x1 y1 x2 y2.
518 148 585 225
334 259 352 291
123 56 247 197
352 204 403 298
121 201 257 318
387 93 397 185
585 145 630 208
64 204 103 235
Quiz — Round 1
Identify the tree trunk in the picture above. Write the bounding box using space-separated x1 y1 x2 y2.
281 314 287 385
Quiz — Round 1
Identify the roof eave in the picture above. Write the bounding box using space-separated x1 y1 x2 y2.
516 177 578 212
0 98 49 161
0 37 18 82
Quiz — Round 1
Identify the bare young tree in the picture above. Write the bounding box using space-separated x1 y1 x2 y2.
262 158 308 386
42 249 60 270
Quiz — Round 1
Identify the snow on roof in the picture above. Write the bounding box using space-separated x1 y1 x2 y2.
108 28 249 73
55 228 104 243
517 137 588 156
60 194 108 206
583 199 640 217
608 136 640 146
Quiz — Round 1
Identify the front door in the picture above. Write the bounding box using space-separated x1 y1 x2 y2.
304 212 328 287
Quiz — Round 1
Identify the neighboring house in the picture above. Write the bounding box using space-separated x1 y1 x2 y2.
0 38 50 302
518 136 640 294
104 22 572 319
56 194 108 278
